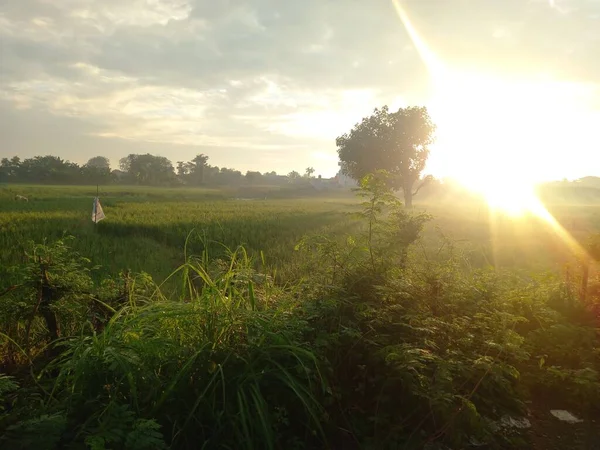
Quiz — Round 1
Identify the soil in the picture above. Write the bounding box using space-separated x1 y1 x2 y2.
526 396 600 450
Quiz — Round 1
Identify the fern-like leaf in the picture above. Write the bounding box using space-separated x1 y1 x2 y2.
125 419 167 450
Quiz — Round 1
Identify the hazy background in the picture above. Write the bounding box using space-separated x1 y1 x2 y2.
1 0 600 178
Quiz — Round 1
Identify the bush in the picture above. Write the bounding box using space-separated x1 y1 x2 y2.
2 174 599 449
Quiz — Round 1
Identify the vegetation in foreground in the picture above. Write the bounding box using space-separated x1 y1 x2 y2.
1 174 599 449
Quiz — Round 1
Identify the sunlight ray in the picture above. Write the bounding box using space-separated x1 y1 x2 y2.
528 200 589 260
390 0 593 265
391 0 444 76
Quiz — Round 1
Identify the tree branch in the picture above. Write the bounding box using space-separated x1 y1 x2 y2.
0 285 21 298
412 175 433 197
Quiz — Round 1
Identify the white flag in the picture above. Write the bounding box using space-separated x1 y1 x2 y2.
92 197 105 223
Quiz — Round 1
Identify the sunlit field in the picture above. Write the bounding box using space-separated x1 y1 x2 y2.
0 185 358 285
2 183 599 283
2 183 600 449
418 200 600 271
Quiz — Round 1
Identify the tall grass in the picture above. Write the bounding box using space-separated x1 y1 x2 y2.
1 242 328 449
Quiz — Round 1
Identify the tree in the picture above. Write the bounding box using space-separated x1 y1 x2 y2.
336 105 436 208
245 171 263 184
83 156 111 185
189 154 209 185
304 167 315 178
0 157 21 182
18 156 80 184
176 161 189 177
287 171 301 183
119 154 175 186
215 167 243 186
85 156 110 170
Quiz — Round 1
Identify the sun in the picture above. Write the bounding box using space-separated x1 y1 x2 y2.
391 0 596 217
458 172 539 216
427 72 565 217
424 70 594 216
420 68 590 217
482 184 537 216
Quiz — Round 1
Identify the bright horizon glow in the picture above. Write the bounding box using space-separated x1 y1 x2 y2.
392 0 591 261
392 0 598 215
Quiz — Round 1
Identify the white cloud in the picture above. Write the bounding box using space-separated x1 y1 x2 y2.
1 0 600 177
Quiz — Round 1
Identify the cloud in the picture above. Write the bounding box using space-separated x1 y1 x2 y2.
1 0 600 177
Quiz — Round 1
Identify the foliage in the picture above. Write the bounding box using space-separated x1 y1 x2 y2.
287 171 302 182
295 177 599 448
1 153 312 187
119 154 176 186
1 181 600 449
0 243 329 449
245 170 264 184
86 156 111 170
336 105 436 207
1 413 67 450
0 156 85 185
0 236 100 363
295 177 526 447
83 156 112 185
177 154 210 185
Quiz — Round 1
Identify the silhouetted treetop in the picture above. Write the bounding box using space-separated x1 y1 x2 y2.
336 105 436 207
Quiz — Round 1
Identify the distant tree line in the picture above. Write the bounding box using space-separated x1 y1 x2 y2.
0 155 112 186
0 153 320 187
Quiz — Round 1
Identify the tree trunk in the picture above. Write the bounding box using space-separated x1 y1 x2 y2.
403 186 413 208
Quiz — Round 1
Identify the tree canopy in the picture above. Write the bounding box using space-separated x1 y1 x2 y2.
1 155 82 184
85 156 110 170
336 105 436 207
119 154 175 186
0 152 324 189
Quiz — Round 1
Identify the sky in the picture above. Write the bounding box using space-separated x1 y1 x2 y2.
1 0 600 179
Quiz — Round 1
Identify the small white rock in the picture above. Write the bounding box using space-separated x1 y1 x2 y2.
550 410 583 424
500 415 532 429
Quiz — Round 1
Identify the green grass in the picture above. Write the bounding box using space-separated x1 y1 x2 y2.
0 184 359 286
1 183 600 449
3 184 600 288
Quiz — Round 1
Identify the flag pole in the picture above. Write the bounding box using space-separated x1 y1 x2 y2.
95 184 99 225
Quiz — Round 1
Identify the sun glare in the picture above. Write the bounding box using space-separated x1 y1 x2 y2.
391 0 595 217
462 174 539 216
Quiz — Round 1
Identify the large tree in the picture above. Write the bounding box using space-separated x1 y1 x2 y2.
18 155 80 184
83 156 111 185
189 154 209 185
245 170 263 184
215 167 243 186
85 156 110 170
0 156 21 182
119 154 175 186
176 161 190 177
287 171 301 183
336 105 436 208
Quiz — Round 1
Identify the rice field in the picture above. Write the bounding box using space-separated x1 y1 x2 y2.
0 184 359 286
2 183 599 288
